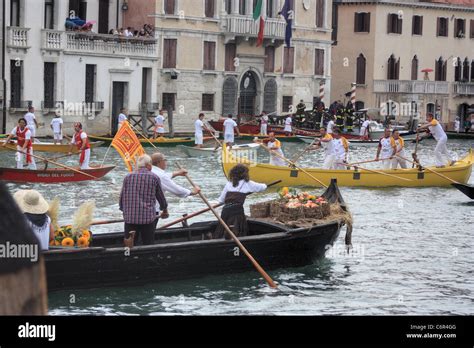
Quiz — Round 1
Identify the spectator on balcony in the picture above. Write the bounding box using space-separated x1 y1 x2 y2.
144 24 154 37
109 28 119 35
124 27 134 37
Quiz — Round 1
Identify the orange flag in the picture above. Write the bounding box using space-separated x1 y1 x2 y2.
111 121 145 172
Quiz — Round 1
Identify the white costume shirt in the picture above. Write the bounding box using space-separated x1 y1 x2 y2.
218 180 267 204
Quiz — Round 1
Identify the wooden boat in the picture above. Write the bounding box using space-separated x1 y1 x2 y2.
237 133 303 142
222 146 474 187
0 165 115 184
43 180 347 291
446 131 474 140
178 143 260 157
451 183 474 199
89 135 212 147
0 140 104 153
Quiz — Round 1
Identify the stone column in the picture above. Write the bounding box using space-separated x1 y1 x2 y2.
232 0 239 14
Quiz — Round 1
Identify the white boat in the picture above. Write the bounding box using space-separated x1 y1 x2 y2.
178 143 260 157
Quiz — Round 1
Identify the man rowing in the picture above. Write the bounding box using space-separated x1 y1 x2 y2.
310 127 336 169
68 122 91 169
332 128 349 170
376 128 396 169
417 113 455 168
391 130 407 169
150 153 200 229
2 118 37 170
255 132 286 166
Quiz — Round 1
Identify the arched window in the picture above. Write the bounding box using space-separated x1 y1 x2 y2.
454 57 462 81
263 79 277 114
435 57 446 81
222 77 238 117
462 57 469 81
387 54 399 80
356 54 366 84
411 55 418 80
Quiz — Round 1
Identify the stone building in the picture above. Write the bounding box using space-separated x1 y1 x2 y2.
2 0 159 136
331 0 474 128
154 0 333 131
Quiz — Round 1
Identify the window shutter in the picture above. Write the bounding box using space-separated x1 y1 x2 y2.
366 13 370 32
470 20 474 38
454 19 458 37
387 14 392 34
354 13 359 32
436 17 440 36
419 16 423 35
205 0 215 18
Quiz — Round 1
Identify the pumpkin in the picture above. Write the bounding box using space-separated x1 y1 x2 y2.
77 237 90 248
61 237 75 247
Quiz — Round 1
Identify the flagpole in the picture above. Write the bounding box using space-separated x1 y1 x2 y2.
100 143 113 168
129 122 159 149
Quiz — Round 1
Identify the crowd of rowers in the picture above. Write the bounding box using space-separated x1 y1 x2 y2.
211 112 456 170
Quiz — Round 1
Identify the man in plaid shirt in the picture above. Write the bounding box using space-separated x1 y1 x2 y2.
120 154 169 245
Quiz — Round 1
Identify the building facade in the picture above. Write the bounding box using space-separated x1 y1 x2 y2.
154 0 333 131
3 0 159 136
331 0 474 127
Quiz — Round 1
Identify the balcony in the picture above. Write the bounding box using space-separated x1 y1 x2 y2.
42 100 64 112
453 82 474 96
7 27 30 51
139 102 160 113
224 15 286 42
374 80 449 95
41 30 158 59
9 100 33 111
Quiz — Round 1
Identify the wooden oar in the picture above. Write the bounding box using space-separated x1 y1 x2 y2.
412 131 420 168
346 158 385 167
258 142 328 188
290 137 319 163
204 121 224 148
177 162 278 289
3 145 111 183
347 163 413 182
129 122 159 149
397 155 472 189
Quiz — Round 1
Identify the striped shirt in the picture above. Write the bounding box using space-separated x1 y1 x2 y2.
119 168 168 225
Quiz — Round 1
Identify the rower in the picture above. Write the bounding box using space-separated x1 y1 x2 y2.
391 130 407 169
417 113 455 168
194 113 206 148
360 116 371 139
117 108 128 130
284 114 293 136
260 132 286 167
153 109 166 139
376 128 396 170
2 118 37 170
310 127 335 169
68 122 91 169
214 164 267 239
327 115 336 135
260 111 269 136
223 114 240 148
332 128 349 170
150 153 200 229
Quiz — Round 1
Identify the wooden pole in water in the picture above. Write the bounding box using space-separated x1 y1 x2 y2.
176 162 278 289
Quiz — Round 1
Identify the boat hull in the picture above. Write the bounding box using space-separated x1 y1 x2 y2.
0 165 115 183
0 140 104 153
44 219 342 291
222 147 474 187
89 135 212 147
178 143 260 157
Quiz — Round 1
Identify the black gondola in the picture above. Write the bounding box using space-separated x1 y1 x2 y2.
451 183 474 199
44 180 349 292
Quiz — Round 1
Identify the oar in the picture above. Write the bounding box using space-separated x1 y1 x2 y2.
176 162 278 289
346 163 413 182
129 122 159 149
90 180 282 228
3 145 111 183
397 155 473 190
412 131 420 168
346 158 385 167
258 142 328 188
290 137 319 163
204 121 224 148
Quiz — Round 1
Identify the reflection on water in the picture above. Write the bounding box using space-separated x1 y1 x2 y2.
1 138 473 315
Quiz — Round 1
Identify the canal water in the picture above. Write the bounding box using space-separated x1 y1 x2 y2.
1 138 473 315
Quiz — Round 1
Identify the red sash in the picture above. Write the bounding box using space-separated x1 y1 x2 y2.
16 127 32 163
74 131 90 165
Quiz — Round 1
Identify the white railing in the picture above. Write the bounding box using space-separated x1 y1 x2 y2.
373 80 449 94
453 82 474 96
225 15 286 39
41 30 157 58
7 27 30 49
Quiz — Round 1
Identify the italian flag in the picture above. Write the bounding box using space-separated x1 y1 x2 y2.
253 0 265 47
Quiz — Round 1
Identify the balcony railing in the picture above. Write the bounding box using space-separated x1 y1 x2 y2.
7 27 30 50
225 15 286 40
42 100 64 110
453 82 474 96
139 102 160 113
374 80 449 94
84 101 105 111
41 30 158 58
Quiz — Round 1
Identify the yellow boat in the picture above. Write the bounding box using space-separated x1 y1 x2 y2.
0 140 104 154
221 146 474 187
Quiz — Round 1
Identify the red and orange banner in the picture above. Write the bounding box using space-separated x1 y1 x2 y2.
111 121 145 172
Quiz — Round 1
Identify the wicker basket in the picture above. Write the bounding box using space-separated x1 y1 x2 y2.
303 205 324 219
250 202 270 218
321 202 330 217
288 206 304 221
269 201 282 216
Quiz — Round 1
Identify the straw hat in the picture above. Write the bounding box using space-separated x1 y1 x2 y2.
13 190 49 215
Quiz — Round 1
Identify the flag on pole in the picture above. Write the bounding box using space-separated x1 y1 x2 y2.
254 0 265 47
111 121 145 172
279 0 293 48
